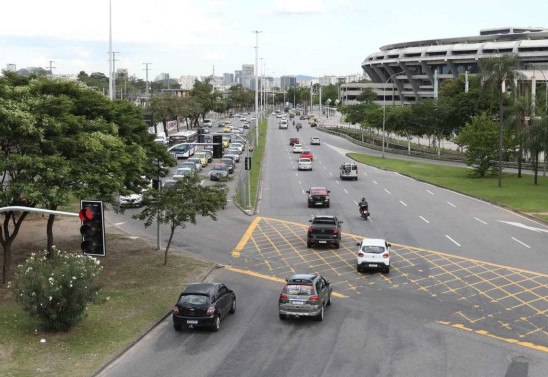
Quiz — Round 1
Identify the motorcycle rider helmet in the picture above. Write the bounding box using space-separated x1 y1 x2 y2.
361 197 366 202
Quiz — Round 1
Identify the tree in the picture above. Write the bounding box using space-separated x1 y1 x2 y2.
505 96 531 178
134 174 227 265
190 79 218 125
479 54 523 187
321 85 338 105
521 115 548 184
355 88 377 103
456 112 501 177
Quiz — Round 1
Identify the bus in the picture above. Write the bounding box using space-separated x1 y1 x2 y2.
168 131 198 159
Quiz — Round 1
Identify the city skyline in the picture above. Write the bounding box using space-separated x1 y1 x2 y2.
2 0 548 80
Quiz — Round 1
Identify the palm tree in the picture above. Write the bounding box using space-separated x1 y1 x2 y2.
521 116 548 184
478 54 523 187
505 96 531 178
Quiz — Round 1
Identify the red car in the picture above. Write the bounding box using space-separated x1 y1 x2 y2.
289 138 300 146
300 149 314 161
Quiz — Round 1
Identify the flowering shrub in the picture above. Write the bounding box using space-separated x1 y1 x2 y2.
13 247 103 331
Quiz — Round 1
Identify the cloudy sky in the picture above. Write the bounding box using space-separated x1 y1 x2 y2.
1 0 547 79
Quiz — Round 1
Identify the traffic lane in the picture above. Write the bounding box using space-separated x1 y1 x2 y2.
97 267 548 377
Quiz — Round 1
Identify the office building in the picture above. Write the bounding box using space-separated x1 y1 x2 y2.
280 75 297 90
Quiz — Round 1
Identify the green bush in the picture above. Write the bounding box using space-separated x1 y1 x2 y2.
13 248 103 331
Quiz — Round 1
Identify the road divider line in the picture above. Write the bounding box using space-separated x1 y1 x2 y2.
231 217 262 257
474 217 487 225
324 166 327 170
419 216 430 224
224 266 348 298
511 237 531 249
436 321 548 353
400 201 407 207
298 180 301 185
426 190 434 195
445 234 461 247
363 172 367 176
384 189 391 194
373 180 378 185
447 201 457 208
336 180 340 184
329 172 333 176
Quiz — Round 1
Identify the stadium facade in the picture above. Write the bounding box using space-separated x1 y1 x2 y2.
341 27 548 105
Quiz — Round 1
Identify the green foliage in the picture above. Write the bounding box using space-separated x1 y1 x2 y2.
13 248 103 331
321 85 338 105
355 88 377 103
456 112 500 176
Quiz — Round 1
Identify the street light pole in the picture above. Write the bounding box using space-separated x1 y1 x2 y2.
382 72 405 158
253 30 261 147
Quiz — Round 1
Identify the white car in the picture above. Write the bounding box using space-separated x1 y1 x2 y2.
225 152 240 162
118 192 143 208
310 137 321 145
175 167 193 177
356 239 391 273
297 158 312 171
279 120 288 129
229 143 244 153
292 144 304 153
186 157 203 171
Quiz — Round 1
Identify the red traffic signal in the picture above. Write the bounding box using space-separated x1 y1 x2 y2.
79 208 93 221
80 200 105 257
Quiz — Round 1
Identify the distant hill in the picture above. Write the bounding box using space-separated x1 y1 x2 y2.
296 75 316 81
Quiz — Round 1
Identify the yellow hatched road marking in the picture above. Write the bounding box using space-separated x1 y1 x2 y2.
232 216 262 257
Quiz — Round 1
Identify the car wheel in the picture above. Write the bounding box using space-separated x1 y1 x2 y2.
326 203 330 208
335 242 340 249
315 306 324 321
279 313 287 320
327 295 331 306
307 241 312 248
355 177 358 181
384 265 390 274
356 264 361 273
230 298 236 314
212 314 221 332
174 323 182 332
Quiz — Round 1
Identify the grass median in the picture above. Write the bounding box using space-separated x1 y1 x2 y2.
348 153 548 222
0 216 213 377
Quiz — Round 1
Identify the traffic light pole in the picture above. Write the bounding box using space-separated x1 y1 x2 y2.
0 206 79 217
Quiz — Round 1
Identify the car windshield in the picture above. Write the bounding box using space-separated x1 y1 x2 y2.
362 246 385 254
313 218 336 224
178 294 209 305
299 158 311 163
284 284 313 295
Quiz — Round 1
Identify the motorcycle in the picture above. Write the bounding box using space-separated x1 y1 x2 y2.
358 203 370 220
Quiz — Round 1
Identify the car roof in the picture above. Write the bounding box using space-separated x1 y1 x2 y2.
360 238 386 246
287 274 318 284
309 187 327 192
299 158 311 161
183 282 221 296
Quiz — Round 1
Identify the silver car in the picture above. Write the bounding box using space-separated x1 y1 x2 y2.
297 158 312 171
278 274 332 321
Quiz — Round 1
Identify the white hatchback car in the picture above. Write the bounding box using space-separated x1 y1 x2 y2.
356 238 391 273
292 144 304 153
298 158 312 171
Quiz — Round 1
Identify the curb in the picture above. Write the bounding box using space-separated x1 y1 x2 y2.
91 263 218 376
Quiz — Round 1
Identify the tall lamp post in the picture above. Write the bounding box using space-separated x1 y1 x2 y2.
382 72 406 158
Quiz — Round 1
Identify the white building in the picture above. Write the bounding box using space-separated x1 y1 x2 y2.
178 75 199 90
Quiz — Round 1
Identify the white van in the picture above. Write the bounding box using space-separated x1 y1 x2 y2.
279 120 288 129
203 119 212 127
340 162 358 180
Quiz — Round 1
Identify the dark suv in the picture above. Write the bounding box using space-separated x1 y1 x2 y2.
278 274 332 321
172 283 236 332
306 187 330 208
307 216 343 248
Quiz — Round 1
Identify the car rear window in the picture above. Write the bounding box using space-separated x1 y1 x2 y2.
178 294 209 305
283 284 314 295
313 218 336 225
362 246 385 254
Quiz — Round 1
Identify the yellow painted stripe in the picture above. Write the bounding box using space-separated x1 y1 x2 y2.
231 216 262 257
437 321 548 353
224 265 348 298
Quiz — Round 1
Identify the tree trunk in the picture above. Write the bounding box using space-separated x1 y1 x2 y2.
1 211 28 284
46 214 55 258
517 143 522 178
534 152 539 185
498 93 504 188
407 135 411 155
164 226 176 266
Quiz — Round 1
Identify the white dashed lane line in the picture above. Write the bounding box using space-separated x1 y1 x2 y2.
335 180 340 184
474 217 487 225
445 235 461 247
400 200 407 207
447 201 457 208
324 166 327 170
426 189 434 195
329 172 333 176
363 172 367 176
373 180 378 185
343 189 348 194
384 189 392 194
419 216 430 224
511 237 531 249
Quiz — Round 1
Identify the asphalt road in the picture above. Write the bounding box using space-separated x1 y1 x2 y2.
102 113 547 377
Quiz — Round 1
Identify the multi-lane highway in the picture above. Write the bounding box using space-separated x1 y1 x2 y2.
102 113 547 377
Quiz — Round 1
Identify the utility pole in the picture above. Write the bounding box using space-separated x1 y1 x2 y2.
319 85 322 115
108 0 113 100
143 63 151 95
48 60 55 75
112 51 119 99
252 30 262 147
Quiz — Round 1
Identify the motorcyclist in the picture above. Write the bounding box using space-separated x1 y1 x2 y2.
358 197 369 215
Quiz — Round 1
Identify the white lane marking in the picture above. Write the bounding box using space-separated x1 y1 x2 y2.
343 189 348 194
329 172 333 176
324 166 327 170
114 222 126 226
298 180 301 185
295 172 298 176
419 216 430 224
445 235 461 247
511 237 531 249
200 180 205 186
400 200 407 207
447 201 457 208
474 217 487 225
335 180 340 185
426 190 434 195
353 200 358 205
498 221 548 233
302 190 306 195
363 172 368 176
373 180 378 185
368 217 373 223
384 189 391 194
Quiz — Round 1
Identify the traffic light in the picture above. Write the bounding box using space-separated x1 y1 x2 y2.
197 128 205 143
212 135 223 158
245 157 252 170
79 200 106 257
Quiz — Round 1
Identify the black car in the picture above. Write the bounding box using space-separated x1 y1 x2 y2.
306 187 330 208
172 283 236 332
307 216 343 249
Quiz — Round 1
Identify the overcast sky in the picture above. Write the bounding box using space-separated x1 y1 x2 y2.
1 0 547 79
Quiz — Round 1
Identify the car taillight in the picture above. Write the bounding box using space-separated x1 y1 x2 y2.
357 252 364 257
383 253 389 258
308 227 313 233
206 306 215 315
309 295 320 302
279 293 288 300
333 228 339 234
172 306 179 315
